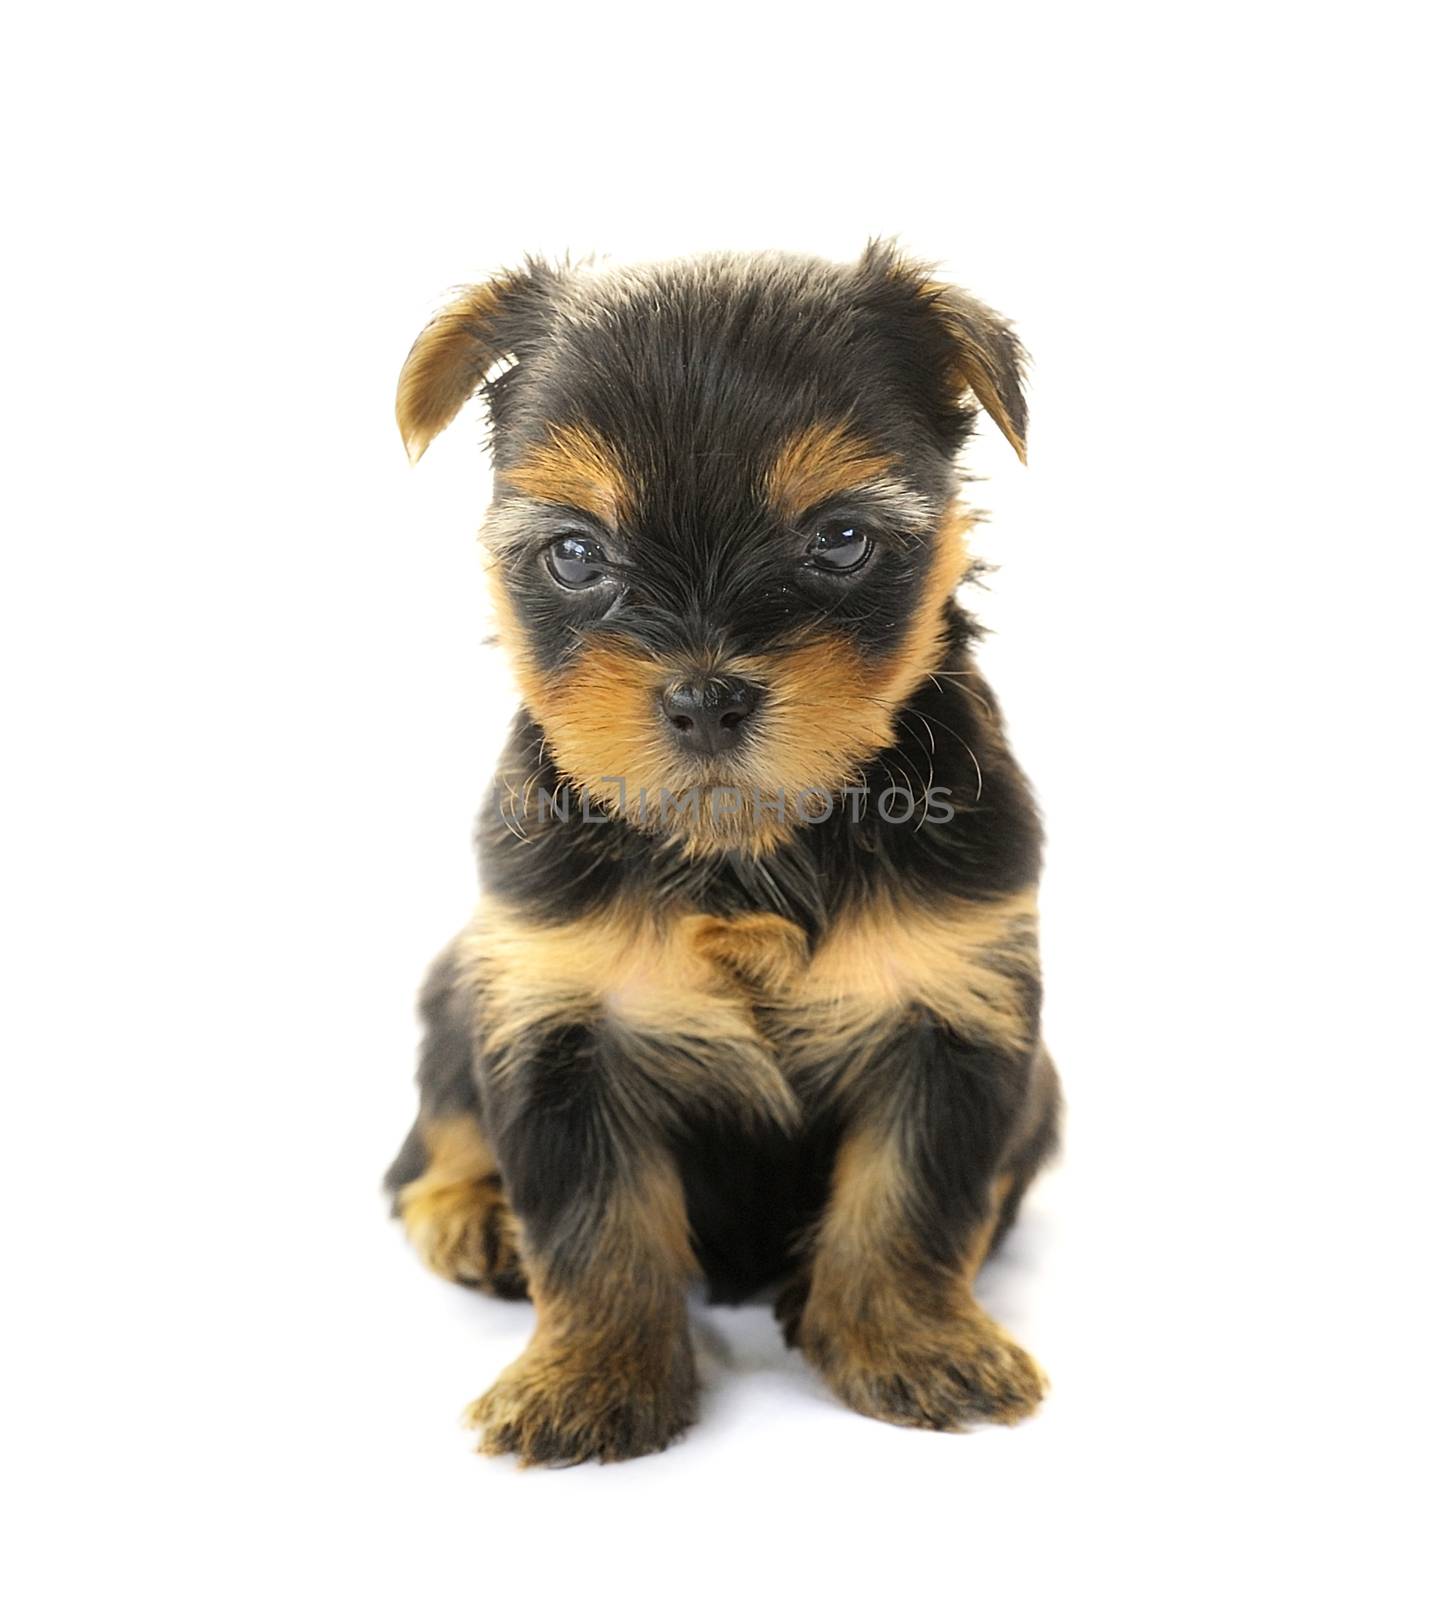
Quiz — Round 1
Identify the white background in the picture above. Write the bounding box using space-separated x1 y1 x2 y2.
4 4 1436 1596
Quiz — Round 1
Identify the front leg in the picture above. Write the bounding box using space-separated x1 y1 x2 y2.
465 1023 700 1466
789 1021 1051 1430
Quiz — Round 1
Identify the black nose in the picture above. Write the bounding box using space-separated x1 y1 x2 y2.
660 675 764 756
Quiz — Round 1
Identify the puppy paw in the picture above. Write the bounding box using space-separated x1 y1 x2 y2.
801 1305 1047 1430
465 1336 698 1466
398 1174 528 1299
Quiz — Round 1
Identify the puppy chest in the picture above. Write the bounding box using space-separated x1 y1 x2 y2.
467 891 1038 1104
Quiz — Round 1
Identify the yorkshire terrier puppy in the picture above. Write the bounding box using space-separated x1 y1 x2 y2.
385 243 1061 1464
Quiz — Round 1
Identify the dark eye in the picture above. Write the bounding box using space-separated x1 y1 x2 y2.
545 533 611 589
806 523 873 573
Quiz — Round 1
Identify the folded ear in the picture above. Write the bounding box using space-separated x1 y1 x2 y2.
861 242 1029 462
395 260 557 463
924 281 1028 462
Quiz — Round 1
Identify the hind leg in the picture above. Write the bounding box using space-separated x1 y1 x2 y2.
384 942 528 1299
389 1114 527 1297
986 1043 1062 1259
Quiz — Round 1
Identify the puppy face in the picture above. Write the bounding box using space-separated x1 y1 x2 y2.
397 244 1026 854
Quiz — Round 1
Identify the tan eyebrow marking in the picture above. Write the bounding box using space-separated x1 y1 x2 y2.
764 422 898 522
501 424 636 528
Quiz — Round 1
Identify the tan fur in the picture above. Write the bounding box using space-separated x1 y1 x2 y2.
396 1117 524 1291
453 901 801 1129
395 282 510 464
487 501 975 858
777 885 1040 1087
918 277 1029 462
960 1174 1016 1283
501 423 637 527
450 881 1036 1132
685 912 809 991
763 422 897 523
531 1159 698 1333
795 1129 1046 1428
464 1160 699 1464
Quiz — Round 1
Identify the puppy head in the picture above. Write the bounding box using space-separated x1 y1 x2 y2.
397 244 1026 854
